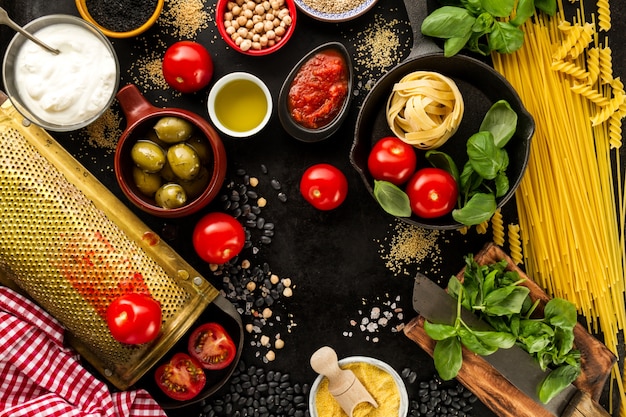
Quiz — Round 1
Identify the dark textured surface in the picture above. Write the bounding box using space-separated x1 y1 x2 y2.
0 1 624 416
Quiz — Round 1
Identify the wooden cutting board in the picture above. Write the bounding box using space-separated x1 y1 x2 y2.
403 242 616 417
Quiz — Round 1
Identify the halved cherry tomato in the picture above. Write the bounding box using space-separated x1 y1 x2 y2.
162 41 214 93
106 292 162 345
188 323 236 370
192 212 246 264
367 136 417 185
299 163 348 210
406 167 458 218
155 353 206 401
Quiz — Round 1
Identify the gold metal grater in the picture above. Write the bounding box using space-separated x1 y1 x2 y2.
0 95 220 390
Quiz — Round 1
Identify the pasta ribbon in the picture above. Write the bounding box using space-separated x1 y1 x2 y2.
386 71 464 150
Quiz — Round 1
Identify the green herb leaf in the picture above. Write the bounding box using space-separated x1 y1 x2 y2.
483 285 530 316
467 131 504 180
544 298 578 330
479 100 518 147
452 192 497 226
424 321 458 340
425 150 460 184
421 6 476 39
534 0 557 16
510 0 535 26
433 336 463 380
481 0 515 17
373 180 412 217
458 327 499 355
538 364 581 404
488 21 524 54
472 329 517 349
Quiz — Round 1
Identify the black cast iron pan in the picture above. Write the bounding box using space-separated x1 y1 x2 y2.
350 0 535 230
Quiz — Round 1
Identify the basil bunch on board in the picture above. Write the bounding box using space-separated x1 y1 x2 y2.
421 0 557 57
424 255 581 404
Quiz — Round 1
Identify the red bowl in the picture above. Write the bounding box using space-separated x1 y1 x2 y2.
215 0 297 56
114 84 227 218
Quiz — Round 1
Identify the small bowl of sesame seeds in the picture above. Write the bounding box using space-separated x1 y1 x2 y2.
75 0 165 38
293 0 377 22
216 0 297 56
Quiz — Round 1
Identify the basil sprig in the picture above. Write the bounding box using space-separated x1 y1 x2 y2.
421 0 557 57
425 255 581 404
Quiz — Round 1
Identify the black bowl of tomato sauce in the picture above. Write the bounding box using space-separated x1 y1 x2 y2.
278 42 353 142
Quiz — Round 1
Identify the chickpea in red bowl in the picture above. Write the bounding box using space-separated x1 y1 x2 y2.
216 0 297 56
278 42 353 142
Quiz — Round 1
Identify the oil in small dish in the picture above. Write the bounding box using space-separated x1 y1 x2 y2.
213 78 268 133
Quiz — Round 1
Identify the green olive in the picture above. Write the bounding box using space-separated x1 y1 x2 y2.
167 143 201 181
160 160 177 182
130 140 166 173
187 135 212 165
155 183 187 209
132 166 162 197
153 116 194 144
181 167 211 199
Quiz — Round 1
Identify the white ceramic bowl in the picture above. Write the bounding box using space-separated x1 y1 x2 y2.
309 355 409 417
2 14 119 132
207 72 273 138
294 0 378 22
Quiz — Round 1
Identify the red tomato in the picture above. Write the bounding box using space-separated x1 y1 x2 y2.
367 136 417 185
192 212 245 264
300 163 348 210
155 353 206 401
188 323 237 370
406 168 458 218
162 41 214 93
106 293 162 345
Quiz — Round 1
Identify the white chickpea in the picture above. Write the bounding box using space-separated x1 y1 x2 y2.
254 4 265 14
266 29 275 40
225 12 234 20
268 39 275 47
252 33 261 42
240 39 252 51
253 14 263 23
265 13 275 21
226 25 236 35
227 1 236 10
275 26 285 37
273 17 280 27
246 19 254 29
246 0 255 9
269 0 280 10
231 20 240 29
263 20 274 32
232 5 242 15
236 15 247 26
252 42 262 50
260 35 268 46
263 0 270 11
236 0 245 5
277 8 289 19
254 21 264 33
243 8 253 19
282 15 292 26
235 36 243 45
237 26 248 37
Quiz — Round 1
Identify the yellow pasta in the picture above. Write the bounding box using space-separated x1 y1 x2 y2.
475 219 489 235
597 0 611 32
506 224 523 265
492 4 626 414
491 208 505 246
386 71 464 149
585 47 600 85
551 59 589 81
568 22 595 59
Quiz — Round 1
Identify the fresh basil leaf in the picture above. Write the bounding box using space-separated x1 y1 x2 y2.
472 329 517 349
534 0 557 16
544 298 578 330
554 327 575 357
480 0 514 17
467 131 502 180
433 337 463 380
510 0 535 26
460 0 483 15
472 12 495 33
488 21 524 54
458 327 498 355
466 32 492 55
483 285 530 316
480 100 518 148
538 364 581 404
452 192 497 226
425 150 460 184
459 162 481 193
444 35 472 57
425 321 458 340
373 180 412 217
421 6 476 39
495 172 509 197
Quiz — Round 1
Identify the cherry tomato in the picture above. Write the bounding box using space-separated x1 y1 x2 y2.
106 293 162 345
192 212 245 264
299 163 348 210
155 353 206 401
367 136 417 185
188 323 237 370
406 167 458 218
162 41 214 93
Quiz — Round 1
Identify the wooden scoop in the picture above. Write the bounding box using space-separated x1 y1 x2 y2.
310 346 378 417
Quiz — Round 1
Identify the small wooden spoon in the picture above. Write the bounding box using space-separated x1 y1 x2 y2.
310 346 378 417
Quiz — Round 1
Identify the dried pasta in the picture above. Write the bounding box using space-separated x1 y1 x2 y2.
552 23 585 60
491 209 505 246
386 71 464 150
475 220 489 235
492 4 626 414
597 0 611 32
506 224 522 265
551 59 589 80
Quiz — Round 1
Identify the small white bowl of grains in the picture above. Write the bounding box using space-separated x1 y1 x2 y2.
294 0 377 22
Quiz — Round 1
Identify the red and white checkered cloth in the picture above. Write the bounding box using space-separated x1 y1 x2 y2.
0 286 167 417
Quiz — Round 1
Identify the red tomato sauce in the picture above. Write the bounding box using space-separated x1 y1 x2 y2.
288 49 349 129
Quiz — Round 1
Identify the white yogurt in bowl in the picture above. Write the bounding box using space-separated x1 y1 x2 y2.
2 15 119 131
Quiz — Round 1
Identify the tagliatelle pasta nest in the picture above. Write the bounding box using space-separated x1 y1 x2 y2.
386 71 464 149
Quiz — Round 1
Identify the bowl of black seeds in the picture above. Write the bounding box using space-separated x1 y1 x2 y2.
75 0 164 38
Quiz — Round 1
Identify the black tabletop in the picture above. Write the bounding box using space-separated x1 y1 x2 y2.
1 1 624 416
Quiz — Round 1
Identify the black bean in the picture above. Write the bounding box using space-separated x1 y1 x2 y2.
277 192 287 202
261 164 268 174
270 179 281 190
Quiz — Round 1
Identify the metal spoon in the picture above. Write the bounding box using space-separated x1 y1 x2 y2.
0 7 60 55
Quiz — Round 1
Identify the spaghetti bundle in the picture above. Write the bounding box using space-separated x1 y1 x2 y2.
492 3 626 414
386 71 464 149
